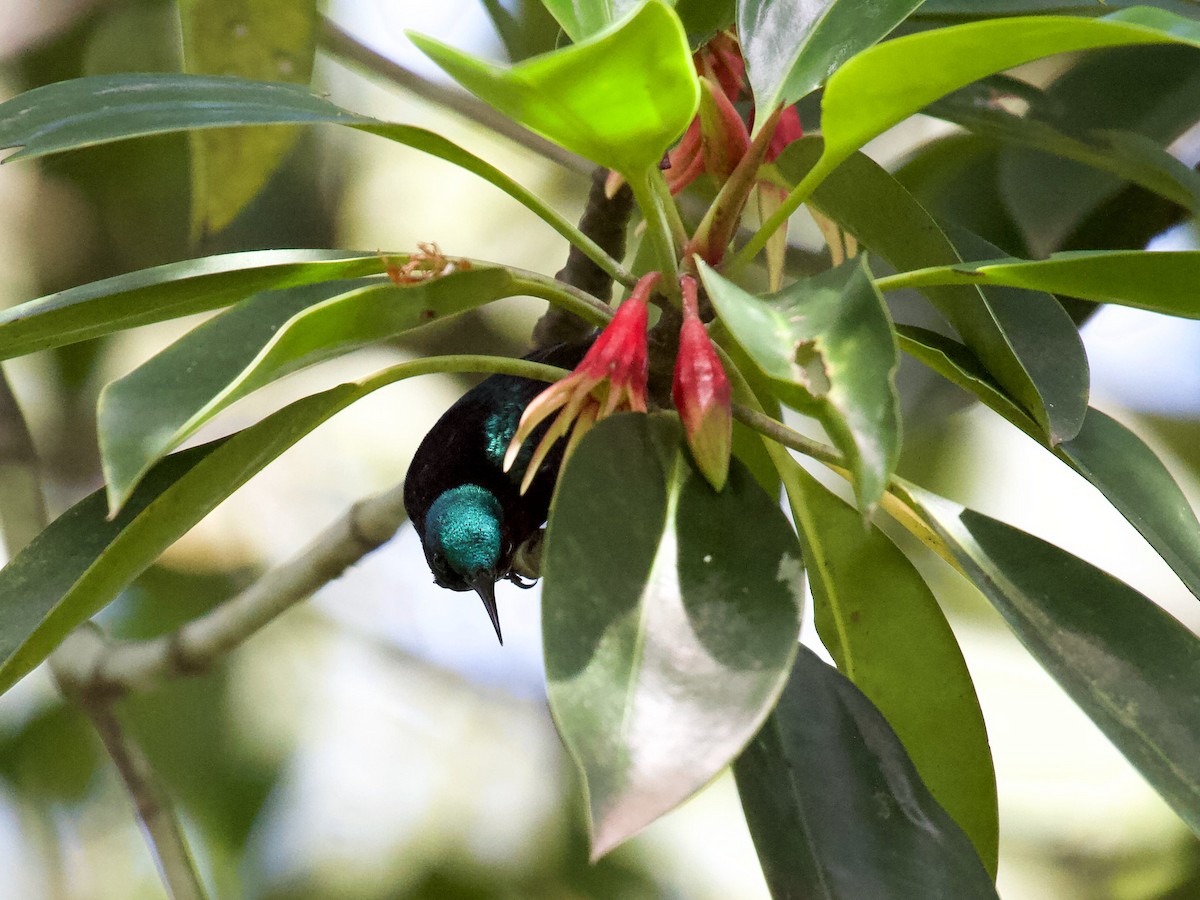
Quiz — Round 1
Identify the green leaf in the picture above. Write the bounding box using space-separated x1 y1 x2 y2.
883 249 1200 319
181 0 319 237
924 79 1200 222
675 0 736 46
539 0 730 45
0 250 386 359
741 5 1200 264
409 0 698 176
738 0 925 123
775 137 1089 444
0 355 565 698
711 320 784 498
918 0 1200 18
539 0 640 41
0 74 626 283
894 481 1200 838
699 256 899 514
775 459 998 874
543 413 803 858
1057 411 1200 603
734 647 999 899
817 7 1200 182
898 325 1200 604
0 703 99 802
98 267 559 512
0 73 360 159
997 46 1200 255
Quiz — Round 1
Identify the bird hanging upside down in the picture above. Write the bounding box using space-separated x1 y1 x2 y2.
403 340 592 644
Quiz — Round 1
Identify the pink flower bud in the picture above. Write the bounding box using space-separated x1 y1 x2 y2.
698 76 751 184
673 276 732 491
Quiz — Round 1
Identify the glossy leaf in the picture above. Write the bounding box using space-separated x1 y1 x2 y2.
181 0 319 236
0 74 360 159
0 74 624 281
817 7 1200 180
925 79 1200 221
898 325 1200 603
775 137 1089 444
0 250 386 359
409 1 698 176
543 413 803 858
895 482 1200 837
0 355 565 698
918 0 1200 18
540 0 733 45
734 646 999 899
742 6 1200 265
774 457 998 872
99 265 597 512
886 250 1200 319
997 46 1200 255
738 0 924 124
701 256 900 514
675 0 736 46
539 0 642 41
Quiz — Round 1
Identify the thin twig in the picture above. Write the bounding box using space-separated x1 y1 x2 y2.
82 482 409 694
533 167 634 349
730 402 845 468
0 363 208 900
318 16 590 175
53 630 206 900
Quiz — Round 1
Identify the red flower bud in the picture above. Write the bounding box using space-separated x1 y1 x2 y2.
505 272 660 493
673 275 732 491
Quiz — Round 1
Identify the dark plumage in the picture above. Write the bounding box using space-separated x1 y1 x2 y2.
403 340 592 643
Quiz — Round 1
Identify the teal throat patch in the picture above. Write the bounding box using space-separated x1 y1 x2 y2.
484 398 524 466
425 485 503 579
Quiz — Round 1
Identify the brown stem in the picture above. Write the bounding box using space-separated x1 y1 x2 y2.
533 167 635 349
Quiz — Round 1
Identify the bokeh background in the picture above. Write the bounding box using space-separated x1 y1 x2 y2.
1 1 1200 897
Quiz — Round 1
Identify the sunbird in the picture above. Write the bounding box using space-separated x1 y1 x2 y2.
403 340 591 644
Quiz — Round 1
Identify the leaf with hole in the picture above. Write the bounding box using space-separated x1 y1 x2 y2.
775 137 1089 444
699 256 899 513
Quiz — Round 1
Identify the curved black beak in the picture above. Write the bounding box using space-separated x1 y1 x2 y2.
469 574 503 645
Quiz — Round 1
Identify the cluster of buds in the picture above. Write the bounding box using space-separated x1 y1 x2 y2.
652 32 804 277
504 271 732 492
664 33 803 198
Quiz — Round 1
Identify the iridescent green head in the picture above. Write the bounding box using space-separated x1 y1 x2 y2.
423 484 506 642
